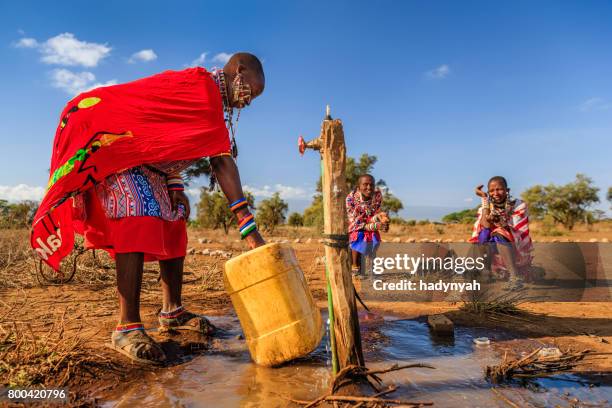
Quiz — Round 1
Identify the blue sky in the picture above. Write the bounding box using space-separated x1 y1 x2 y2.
0 1 611 219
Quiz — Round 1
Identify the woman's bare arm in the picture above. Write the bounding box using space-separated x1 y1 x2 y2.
210 155 265 248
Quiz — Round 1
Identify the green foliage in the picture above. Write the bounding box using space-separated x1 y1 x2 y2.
541 214 563 236
256 192 288 233
0 200 38 229
380 188 404 216
183 158 211 184
521 174 600 230
196 189 255 233
389 216 408 225
287 212 304 227
417 219 430 226
442 207 479 224
316 153 384 193
303 195 324 230
608 187 612 208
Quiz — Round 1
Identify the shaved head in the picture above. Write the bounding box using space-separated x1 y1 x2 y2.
224 52 265 108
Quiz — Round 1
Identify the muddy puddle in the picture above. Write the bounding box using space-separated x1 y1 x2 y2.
102 316 611 407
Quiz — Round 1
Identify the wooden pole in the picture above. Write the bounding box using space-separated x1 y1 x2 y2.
320 118 365 368
299 110 365 371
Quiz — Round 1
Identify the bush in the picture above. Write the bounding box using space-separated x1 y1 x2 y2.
303 195 324 230
256 192 288 233
197 189 255 233
287 212 304 227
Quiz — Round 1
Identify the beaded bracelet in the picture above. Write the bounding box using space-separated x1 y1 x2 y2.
238 214 257 239
481 197 489 208
167 174 184 191
238 213 254 228
240 222 258 239
229 198 248 213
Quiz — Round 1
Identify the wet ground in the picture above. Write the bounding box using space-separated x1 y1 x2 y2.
101 316 611 408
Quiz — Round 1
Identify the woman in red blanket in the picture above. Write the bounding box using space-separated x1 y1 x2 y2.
470 176 533 290
32 53 265 364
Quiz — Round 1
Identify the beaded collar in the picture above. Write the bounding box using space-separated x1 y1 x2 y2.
211 68 238 159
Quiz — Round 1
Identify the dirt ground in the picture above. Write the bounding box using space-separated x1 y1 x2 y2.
1 225 611 406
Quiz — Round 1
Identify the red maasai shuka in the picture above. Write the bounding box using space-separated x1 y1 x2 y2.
31 67 230 270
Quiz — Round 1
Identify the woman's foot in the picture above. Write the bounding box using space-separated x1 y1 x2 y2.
158 306 216 336
107 323 166 365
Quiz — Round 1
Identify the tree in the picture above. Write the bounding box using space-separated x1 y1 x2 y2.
196 189 255 233
256 192 288 233
521 174 600 230
380 187 404 216
183 158 211 184
608 187 612 209
287 212 304 227
442 207 479 224
303 194 324 230
0 200 38 229
521 185 547 220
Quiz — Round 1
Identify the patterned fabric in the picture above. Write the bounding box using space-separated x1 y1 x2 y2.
31 67 231 270
346 189 383 243
93 166 186 221
469 198 534 270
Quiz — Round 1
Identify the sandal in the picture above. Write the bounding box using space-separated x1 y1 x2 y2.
158 306 216 336
105 323 166 365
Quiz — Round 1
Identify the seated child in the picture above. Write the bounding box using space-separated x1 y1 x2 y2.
469 176 533 289
346 174 389 275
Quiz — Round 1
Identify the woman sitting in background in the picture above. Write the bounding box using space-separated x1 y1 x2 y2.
470 176 533 289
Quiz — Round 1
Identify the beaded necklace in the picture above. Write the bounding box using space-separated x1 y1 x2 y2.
488 197 515 227
212 69 239 159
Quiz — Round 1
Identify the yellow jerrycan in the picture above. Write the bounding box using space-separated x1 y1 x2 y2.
223 242 323 366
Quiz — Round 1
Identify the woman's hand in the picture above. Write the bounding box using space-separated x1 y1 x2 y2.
475 184 487 198
245 230 266 249
169 190 190 219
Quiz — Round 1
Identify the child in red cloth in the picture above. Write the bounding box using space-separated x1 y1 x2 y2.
346 174 389 275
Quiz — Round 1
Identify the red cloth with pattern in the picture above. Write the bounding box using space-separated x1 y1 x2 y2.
78 185 188 262
469 199 534 275
346 189 383 243
31 67 230 270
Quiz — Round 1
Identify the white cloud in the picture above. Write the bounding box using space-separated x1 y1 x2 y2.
0 184 45 202
185 188 200 199
212 52 232 64
426 64 450 79
14 37 38 48
579 97 612 112
243 184 314 200
50 69 117 95
188 52 207 67
15 33 111 67
463 197 474 202
128 49 157 63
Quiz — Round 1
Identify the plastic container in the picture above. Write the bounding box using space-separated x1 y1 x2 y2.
473 337 491 346
223 243 323 366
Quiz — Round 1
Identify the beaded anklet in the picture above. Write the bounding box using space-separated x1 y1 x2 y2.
115 322 145 333
159 305 186 319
